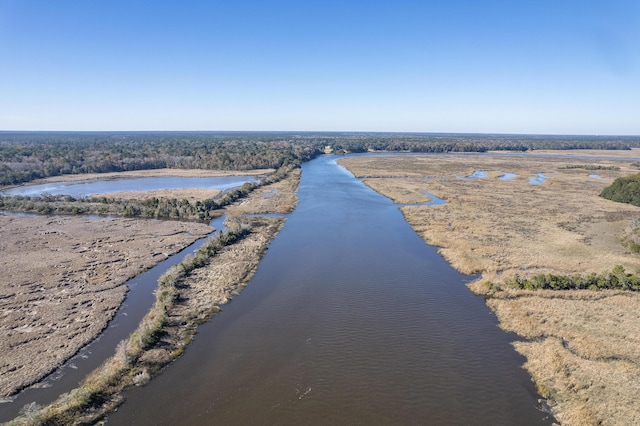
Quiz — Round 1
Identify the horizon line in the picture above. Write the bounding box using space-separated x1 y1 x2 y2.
1 130 640 138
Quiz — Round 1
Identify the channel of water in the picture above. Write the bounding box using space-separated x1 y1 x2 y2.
0 215 228 422
0 174 261 422
106 156 553 425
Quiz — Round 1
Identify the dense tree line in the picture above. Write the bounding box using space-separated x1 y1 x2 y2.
600 173 640 207
488 265 640 291
327 133 640 154
0 132 321 186
2 131 640 186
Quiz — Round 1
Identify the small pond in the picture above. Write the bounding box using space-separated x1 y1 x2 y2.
1 176 259 198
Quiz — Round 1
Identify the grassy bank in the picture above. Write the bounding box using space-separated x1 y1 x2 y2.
7 215 285 425
0 216 213 399
339 152 640 425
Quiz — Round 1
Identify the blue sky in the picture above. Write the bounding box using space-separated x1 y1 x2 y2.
1 0 638 134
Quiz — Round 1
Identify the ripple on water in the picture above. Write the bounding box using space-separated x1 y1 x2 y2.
107 155 552 426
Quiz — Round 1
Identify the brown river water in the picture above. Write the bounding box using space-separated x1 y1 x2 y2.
106 156 553 425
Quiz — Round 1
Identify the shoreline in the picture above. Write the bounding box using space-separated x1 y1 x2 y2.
0 168 275 192
338 152 640 425
0 216 213 399
4 167 300 424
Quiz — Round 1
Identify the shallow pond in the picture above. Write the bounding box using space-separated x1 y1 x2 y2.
529 173 550 184
497 172 518 181
458 170 488 180
1 176 259 198
108 156 552 425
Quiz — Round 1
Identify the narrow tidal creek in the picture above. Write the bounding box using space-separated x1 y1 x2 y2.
108 156 552 425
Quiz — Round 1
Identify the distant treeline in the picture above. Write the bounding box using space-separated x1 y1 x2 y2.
327 133 640 154
2 131 640 186
600 173 640 207
0 132 321 186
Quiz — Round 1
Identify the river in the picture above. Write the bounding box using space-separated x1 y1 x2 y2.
107 155 552 425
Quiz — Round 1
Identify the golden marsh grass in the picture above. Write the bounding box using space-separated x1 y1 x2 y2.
339 151 640 425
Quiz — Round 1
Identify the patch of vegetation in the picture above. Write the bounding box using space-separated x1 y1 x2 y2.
559 164 619 171
0 164 297 221
6 216 255 426
621 219 640 253
487 265 640 291
600 173 640 207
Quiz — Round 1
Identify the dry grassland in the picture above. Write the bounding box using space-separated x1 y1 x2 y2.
0 216 212 398
225 168 301 215
8 216 285 425
339 151 640 425
106 188 221 202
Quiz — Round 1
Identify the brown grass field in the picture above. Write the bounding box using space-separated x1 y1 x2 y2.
339 151 640 425
225 168 300 215
0 167 294 402
105 187 221 202
0 216 212 398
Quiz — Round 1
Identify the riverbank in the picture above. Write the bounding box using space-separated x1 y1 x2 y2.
4 166 300 424
339 152 640 425
0 216 213 398
7 216 285 425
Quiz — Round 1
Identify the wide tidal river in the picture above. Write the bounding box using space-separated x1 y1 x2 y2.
107 156 552 425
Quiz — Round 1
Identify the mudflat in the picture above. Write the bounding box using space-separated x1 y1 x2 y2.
339 151 640 426
0 215 212 398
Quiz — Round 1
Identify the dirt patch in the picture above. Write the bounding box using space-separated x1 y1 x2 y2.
339 152 640 425
0 215 212 398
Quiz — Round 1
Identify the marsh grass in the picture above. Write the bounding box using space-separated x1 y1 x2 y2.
6 215 284 425
340 152 640 425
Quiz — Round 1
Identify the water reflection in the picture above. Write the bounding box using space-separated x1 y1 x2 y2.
1 176 259 198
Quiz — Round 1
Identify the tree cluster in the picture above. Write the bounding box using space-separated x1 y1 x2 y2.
491 265 640 291
600 173 640 207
